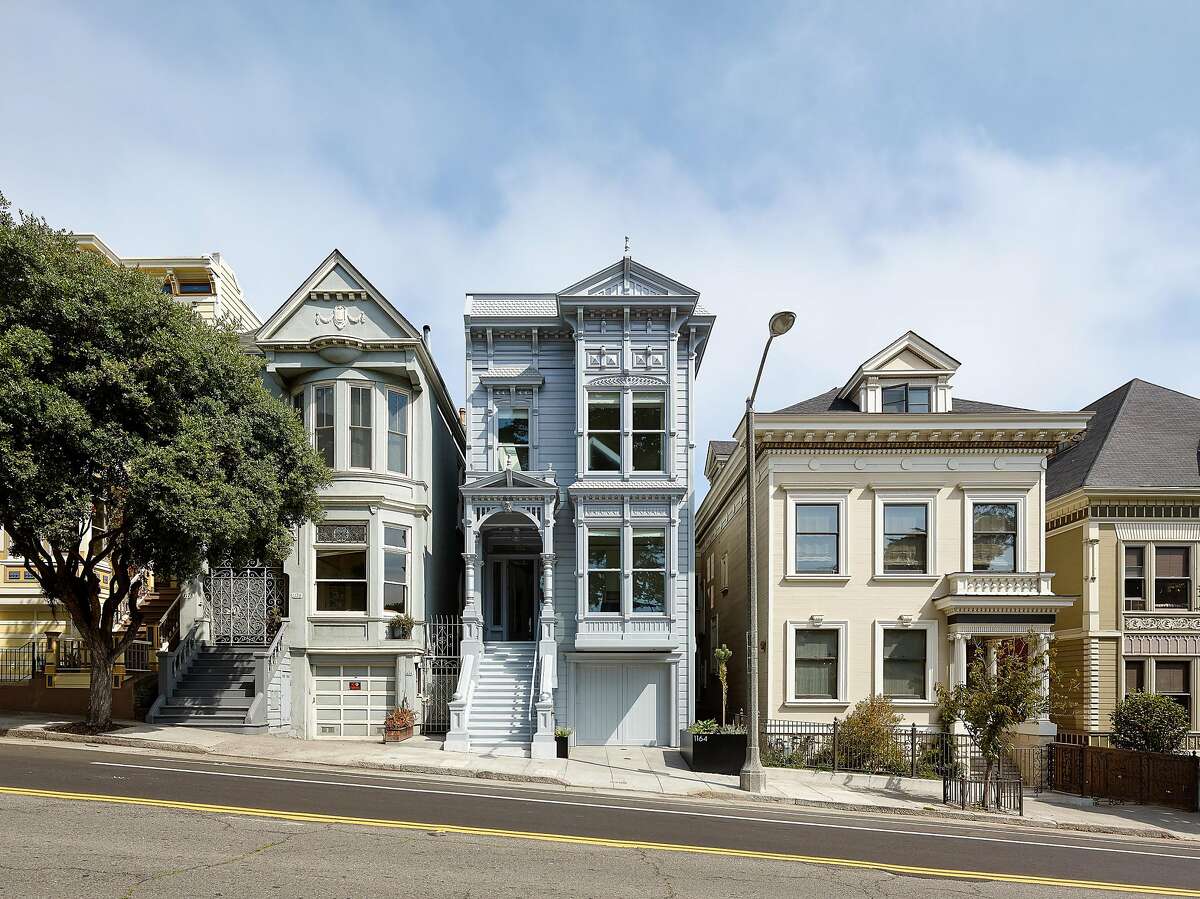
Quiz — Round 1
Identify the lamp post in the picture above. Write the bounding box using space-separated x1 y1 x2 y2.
740 310 796 793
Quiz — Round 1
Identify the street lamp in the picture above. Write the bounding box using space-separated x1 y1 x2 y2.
740 310 796 792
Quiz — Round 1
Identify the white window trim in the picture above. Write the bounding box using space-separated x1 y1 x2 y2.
312 534 370 618
873 619 939 705
630 526 668 616
1119 542 1149 612
630 391 668 475
961 489 1027 574
494 403 532 472
720 553 729 591
1149 543 1197 613
582 524 623 617
347 382 374 472
311 380 337 469
785 618 849 706
382 522 411 614
873 488 939 580
385 385 412 477
584 390 623 476
785 489 851 581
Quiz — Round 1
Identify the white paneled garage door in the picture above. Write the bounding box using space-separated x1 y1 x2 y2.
312 660 395 738
574 662 667 746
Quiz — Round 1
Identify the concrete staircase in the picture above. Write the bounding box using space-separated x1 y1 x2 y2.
468 642 536 756
148 645 260 731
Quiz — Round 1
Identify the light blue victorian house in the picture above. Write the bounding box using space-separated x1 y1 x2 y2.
447 255 714 757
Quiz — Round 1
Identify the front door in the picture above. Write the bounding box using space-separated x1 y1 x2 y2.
486 558 537 642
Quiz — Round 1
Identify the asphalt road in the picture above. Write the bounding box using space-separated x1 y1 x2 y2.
0 741 1197 898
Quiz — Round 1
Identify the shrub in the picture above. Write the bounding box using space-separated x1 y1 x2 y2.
1110 692 1190 754
835 695 906 774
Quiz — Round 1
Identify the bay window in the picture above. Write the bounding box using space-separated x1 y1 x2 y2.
587 529 621 613
1123 546 1146 611
313 384 335 467
1154 546 1191 609
632 528 666 613
632 393 665 472
587 393 621 471
387 388 408 474
1124 659 1146 695
1155 661 1192 716
972 502 1017 572
349 384 373 468
383 525 409 613
497 407 530 471
315 547 368 613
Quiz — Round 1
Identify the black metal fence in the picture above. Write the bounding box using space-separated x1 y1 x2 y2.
0 640 44 684
55 638 92 672
1058 730 1200 753
420 615 461 734
944 773 1024 814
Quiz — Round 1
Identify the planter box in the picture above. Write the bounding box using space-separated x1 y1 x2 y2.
383 725 413 743
681 731 746 775
556 735 569 758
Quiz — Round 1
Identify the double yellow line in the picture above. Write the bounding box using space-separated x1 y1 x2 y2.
0 785 1195 896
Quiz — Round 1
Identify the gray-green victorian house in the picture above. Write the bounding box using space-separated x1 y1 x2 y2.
150 251 464 738
447 255 714 758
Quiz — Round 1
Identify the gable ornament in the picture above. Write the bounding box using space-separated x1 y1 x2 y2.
315 304 366 331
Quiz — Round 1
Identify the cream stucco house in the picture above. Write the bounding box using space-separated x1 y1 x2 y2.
696 332 1090 742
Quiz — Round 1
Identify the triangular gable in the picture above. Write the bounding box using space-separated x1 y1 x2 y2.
257 249 422 343
838 331 960 400
559 257 700 299
462 469 556 492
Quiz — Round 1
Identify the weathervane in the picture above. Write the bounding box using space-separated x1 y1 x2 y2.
624 235 630 257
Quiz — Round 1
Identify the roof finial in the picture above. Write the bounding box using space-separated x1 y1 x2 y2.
624 235 630 258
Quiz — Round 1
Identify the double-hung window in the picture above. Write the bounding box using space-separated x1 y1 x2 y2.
387 388 408 474
882 504 929 573
632 393 665 472
882 384 931 413
1154 546 1191 609
881 629 928 700
972 502 1017 572
497 407 530 471
587 393 621 471
1155 661 1192 716
1124 659 1146 695
1124 546 1147 611
349 384 373 469
313 384 335 467
315 526 368 614
632 529 666 613
791 628 840 701
383 526 409 613
794 504 839 574
586 530 621 613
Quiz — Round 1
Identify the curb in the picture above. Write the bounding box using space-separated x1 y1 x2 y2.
0 729 1188 842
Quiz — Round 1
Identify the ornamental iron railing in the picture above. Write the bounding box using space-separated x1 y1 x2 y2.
944 772 1024 815
420 615 462 734
204 561 289 645
0 639 43 684
1049 741 1200 811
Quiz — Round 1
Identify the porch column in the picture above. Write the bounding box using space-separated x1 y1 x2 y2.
539 552 556 643
985 641 998 679
462 551 483 642
951 633 968 687
530 549 559 760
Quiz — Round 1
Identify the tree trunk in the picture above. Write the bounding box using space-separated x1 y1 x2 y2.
86 643 116 731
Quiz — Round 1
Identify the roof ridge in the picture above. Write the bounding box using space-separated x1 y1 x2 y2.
1074 380 1138 488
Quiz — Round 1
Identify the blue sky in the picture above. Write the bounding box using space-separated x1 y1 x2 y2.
3 2 1199 477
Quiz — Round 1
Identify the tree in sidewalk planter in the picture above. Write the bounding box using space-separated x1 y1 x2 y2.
714 643 733 728
935 632 1052 810
1110 692 1191 754
0 194 327 731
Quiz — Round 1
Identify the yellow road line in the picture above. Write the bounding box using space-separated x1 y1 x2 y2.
0 785 1194 896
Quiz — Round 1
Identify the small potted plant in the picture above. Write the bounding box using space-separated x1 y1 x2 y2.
388 612 415 640
554 726 572 759
383 699 415 743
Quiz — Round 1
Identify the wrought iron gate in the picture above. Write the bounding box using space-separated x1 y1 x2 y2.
204 561 289 645
420 615 461 734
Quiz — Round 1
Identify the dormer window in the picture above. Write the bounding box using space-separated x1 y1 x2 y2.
178 281 213 295
882 384 931 413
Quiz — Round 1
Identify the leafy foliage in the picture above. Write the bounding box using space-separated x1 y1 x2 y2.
1110 692 1191 754
0 193 327 726
808 695 906 775
937 634 1049 808
714 643 733 727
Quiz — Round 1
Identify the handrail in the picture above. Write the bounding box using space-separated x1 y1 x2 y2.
527 644 541 725
156 591 185 649
0 639 41 684
148 620 203 722
247 620 289 727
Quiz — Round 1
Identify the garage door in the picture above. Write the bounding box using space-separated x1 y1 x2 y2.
312 661 395 738
575 662 667 746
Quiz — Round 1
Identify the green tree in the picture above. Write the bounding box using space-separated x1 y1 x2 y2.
1110 692 1190 754
936 634 1049 809
0 194 327 729
714 643 733 727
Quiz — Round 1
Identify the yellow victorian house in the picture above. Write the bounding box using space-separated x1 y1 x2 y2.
1046 379 1200 737
0 236 259 709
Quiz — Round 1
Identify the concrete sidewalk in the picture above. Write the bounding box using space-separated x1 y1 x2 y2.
2 711 1197 841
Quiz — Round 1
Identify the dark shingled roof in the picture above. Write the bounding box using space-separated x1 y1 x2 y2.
1047 379 1200 500
772 388 1031 415
708 440 738 456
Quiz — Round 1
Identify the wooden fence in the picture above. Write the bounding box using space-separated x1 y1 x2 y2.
1050 742 1200 811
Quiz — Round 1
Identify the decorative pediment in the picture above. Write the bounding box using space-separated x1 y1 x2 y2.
559 257 699 301
257 250 422 344
462 468 557 493
587 374 667 388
